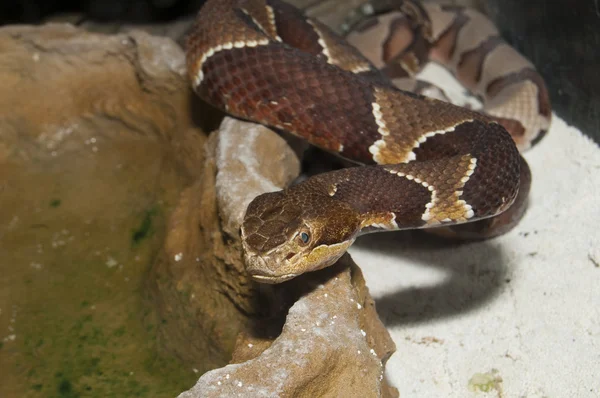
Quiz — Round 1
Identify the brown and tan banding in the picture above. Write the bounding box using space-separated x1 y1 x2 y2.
185 0 545 283
345 1 552 151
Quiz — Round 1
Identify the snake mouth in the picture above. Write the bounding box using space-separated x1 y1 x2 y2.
244 252 300 283
249 272 299 284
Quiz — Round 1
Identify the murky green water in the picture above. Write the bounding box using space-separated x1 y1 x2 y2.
0 138 197 397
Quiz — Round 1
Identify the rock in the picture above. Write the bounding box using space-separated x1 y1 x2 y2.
214 117 301 238
0 23 189 160
148 118 302 372
179 254 398 398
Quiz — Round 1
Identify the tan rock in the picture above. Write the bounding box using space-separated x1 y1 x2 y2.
179 254 398 398
149 118 303 372
214 117 301 237
0 24 189 159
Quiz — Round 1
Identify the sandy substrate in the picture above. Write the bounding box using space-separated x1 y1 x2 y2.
349 64 600 397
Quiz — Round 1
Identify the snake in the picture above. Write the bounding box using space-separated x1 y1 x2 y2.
185 0 552 283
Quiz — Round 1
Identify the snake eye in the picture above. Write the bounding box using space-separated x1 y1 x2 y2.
298 231 310 245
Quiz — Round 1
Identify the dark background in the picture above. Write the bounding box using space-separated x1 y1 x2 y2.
0 0 205 23
1 0 598 144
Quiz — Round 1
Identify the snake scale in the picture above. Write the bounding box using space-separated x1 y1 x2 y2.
185 0 551 283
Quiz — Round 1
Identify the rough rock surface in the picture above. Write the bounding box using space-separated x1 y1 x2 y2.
214 117 301 237
147 118 301 372
0 23 191 161
179 254 397 398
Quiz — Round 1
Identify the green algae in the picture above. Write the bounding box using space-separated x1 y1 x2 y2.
0 139 197 398
131 208 158 247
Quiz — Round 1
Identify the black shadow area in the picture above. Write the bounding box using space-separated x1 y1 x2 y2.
351 230 511 327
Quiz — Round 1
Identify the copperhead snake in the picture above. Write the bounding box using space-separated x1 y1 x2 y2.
185 0 552 283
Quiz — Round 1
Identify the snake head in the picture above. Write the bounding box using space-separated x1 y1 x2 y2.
240 189 361 283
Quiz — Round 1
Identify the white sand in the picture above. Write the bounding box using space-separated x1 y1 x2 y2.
349 64 600 397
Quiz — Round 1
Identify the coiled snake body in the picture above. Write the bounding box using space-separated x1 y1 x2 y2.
185 0 551 283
